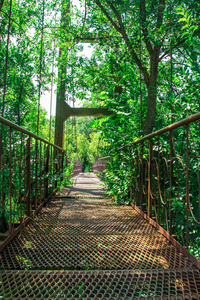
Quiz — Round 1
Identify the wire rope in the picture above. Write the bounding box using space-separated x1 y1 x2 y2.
139 1 142 132
170 0 173 124
0 0 12 167
2 0 12 118
37 0 45 136
49 41 55 142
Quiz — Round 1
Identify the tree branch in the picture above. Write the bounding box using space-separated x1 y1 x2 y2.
95 0 121 32
106 1 124 30
100 0 150 84
0 0 5 12
73 33 122 43
77 0 87 43
87 68 123 81
140 0 153 55
1 9 26 33
159 38 187 62
156 0 165 29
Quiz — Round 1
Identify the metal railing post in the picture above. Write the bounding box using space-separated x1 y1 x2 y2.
169 130 174 234
45 145 50 199
26 137 31 216
148 139 153 218
35 140 38 209
140 142 144 209
157 136 161 223
186 125 189 249
9 128 12 233
60 151 64 182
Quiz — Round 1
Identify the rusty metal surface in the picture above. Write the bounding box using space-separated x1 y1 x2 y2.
1 173 200 299
112 114 200 258
131 202 200 270
120 111 200 148
1 269 200 299
0 116 65 151
72 161 82 176
0 117 66 247
92 157 110 174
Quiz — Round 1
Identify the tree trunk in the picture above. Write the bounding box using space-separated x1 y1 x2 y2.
143 51 159 135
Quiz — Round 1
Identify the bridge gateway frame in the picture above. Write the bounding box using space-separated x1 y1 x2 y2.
54 1 115 148
54 99 112 148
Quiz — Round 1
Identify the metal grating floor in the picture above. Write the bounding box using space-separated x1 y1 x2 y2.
2 269 200 299
1 173 200 299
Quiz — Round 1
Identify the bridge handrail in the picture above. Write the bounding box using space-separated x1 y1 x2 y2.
94 156 110 161
92 157 110 174
0 117 67 252
0 116 65 152
99 112 200 267
120 112 200 149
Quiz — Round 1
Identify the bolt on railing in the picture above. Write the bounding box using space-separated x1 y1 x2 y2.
0 117 66 248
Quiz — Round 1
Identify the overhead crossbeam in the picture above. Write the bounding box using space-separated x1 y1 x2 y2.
55 100 112 147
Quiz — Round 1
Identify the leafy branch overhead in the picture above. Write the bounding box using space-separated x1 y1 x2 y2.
75 0 198 134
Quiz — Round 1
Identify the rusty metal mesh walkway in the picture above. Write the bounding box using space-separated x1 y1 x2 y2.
1 173 200 299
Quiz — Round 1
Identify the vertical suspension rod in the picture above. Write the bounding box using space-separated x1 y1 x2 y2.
49 41 55 142
139 3 142 132
37 0 45 135
0 0 13 164
2 0 13 117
